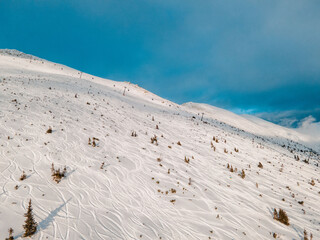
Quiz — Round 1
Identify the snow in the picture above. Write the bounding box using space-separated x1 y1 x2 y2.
0 50 319 239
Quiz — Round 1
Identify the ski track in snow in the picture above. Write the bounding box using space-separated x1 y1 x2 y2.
0 51 319 240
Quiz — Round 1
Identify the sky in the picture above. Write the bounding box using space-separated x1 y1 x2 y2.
1 0 320 128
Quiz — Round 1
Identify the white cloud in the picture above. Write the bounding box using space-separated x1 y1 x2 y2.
296 116 320 142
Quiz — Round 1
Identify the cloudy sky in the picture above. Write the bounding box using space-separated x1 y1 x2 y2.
1 0 319 127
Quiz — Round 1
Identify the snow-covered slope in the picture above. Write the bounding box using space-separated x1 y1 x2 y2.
0 50 319 240
183 103 319 151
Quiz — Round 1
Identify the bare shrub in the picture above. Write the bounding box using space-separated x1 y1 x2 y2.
239 169 246 179
100 162 105 169
151 135 158 145
310 179 315 186
20 171 27 181
304 229 308 240
211 142 216 151
273 208 289 225
46 127 52 134
51 163 67 183
92 137 99 147
88 137 99 147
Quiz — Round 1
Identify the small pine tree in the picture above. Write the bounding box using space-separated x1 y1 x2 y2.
23 199 38 237
5 227 14 240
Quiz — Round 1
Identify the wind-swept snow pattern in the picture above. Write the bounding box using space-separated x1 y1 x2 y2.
0 50 319 239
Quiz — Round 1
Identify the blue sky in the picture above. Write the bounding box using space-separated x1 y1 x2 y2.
1 0 320 127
